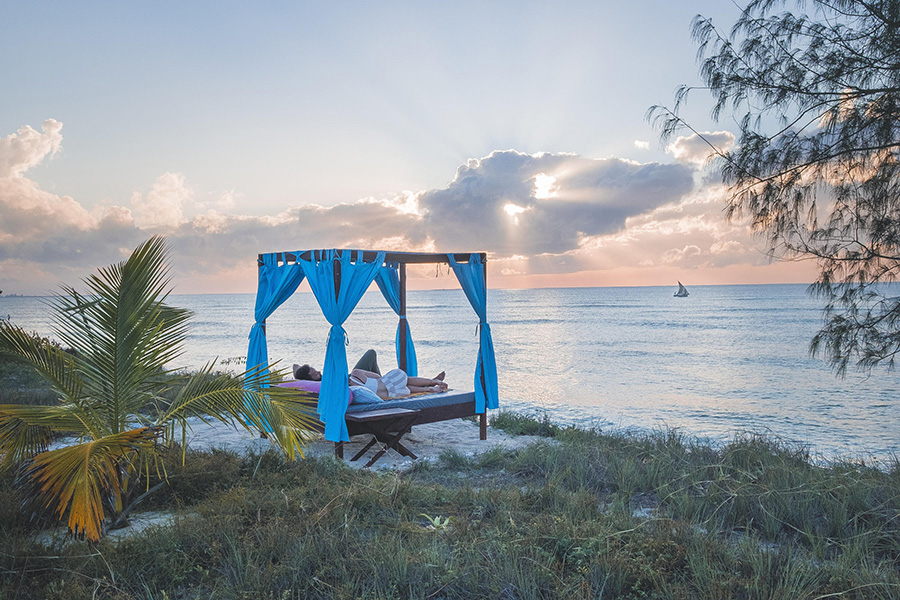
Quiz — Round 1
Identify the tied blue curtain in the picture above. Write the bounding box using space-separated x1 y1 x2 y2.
448 254 499 413
374 263 418 376
300 249 386 441
247 253 306 380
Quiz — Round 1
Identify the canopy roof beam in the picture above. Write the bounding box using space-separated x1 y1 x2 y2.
258 250 486 266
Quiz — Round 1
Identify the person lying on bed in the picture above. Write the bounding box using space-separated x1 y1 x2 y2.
349 368 447 399
292 360 447 399
293 348 380 381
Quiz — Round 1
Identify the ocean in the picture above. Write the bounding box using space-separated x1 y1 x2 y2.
2 284 897 461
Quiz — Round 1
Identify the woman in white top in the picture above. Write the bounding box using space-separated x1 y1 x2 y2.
349 368 447 399
292 362 447 399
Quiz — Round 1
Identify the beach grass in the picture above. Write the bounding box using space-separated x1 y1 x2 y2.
2 411 900 599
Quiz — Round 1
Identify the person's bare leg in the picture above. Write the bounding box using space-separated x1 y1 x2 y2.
408 376 448 391
409 384 445 394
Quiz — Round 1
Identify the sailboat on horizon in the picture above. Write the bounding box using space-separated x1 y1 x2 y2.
674 281 689 297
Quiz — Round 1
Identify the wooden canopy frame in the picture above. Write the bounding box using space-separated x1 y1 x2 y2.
256 249 492 449
257 250 487 373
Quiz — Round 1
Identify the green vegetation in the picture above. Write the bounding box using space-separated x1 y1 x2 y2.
0 237 318 542
2 411 898 599
1 242 896 596
488 409 566 437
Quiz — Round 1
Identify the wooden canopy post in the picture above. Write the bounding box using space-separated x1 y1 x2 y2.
399 262 408 372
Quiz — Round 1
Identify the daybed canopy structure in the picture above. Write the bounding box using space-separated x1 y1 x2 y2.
247 249 499 443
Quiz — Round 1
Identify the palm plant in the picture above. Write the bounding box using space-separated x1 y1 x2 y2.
0 237 318 541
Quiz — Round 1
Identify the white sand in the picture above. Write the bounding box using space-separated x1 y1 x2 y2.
33 417 547 545
178 415 548 471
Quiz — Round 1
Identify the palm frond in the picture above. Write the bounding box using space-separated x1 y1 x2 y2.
0 410 51 472
0 322 84 405
46 237 191 432
239 364 320 459
259 387 321 460
0 403 96 471
158 363 263 427
159 363 319 460
19 427 161 542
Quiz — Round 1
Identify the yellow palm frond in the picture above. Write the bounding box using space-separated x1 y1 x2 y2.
0 404 94 471
20 427 161 542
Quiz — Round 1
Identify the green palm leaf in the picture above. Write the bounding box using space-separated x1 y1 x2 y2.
47 237 191 433
260 387 321 460
159 364 319 460
0 322 85 407
19 427 161 542
240 364 321 460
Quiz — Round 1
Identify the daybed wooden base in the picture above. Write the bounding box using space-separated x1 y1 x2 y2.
339 407 421 467
334 399 487 463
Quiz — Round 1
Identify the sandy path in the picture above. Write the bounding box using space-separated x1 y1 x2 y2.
178 415 546 470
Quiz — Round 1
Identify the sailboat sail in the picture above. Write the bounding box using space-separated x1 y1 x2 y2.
674 281 689 297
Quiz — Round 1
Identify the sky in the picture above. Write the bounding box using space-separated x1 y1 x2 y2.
0 0 818 295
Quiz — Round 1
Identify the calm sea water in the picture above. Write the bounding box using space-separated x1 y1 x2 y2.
2 284 897 461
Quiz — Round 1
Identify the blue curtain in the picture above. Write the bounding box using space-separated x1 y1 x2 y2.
247 253 306 379
300 249 386 441
374 263 418 376
448 254 499 413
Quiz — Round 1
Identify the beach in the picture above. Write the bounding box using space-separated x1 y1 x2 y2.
175 415 549 471
7 285 899 460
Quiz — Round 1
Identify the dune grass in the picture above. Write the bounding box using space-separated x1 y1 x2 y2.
2 409 899 599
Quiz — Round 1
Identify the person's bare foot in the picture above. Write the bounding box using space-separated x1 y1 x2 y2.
434 371 445 381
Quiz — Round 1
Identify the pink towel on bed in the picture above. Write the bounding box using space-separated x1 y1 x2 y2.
278 380 353 404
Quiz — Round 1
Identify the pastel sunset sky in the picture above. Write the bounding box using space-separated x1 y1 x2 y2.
0 1 817 295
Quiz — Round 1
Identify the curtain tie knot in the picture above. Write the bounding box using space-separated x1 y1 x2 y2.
327 326 350 347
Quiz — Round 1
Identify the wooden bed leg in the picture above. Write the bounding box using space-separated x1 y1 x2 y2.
479 412 487 440
335 441 343 459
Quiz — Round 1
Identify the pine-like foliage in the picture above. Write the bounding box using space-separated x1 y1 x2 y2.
651 0 900 374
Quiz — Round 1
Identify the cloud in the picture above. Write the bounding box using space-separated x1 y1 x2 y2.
662 244 702 264
634 140 650 150
0 119 63 178
510 181 770 279
0 120 105 276
667 131 735 166
1 120 788 294
131 172 193 231
419 150 695 256
165 199 429 278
